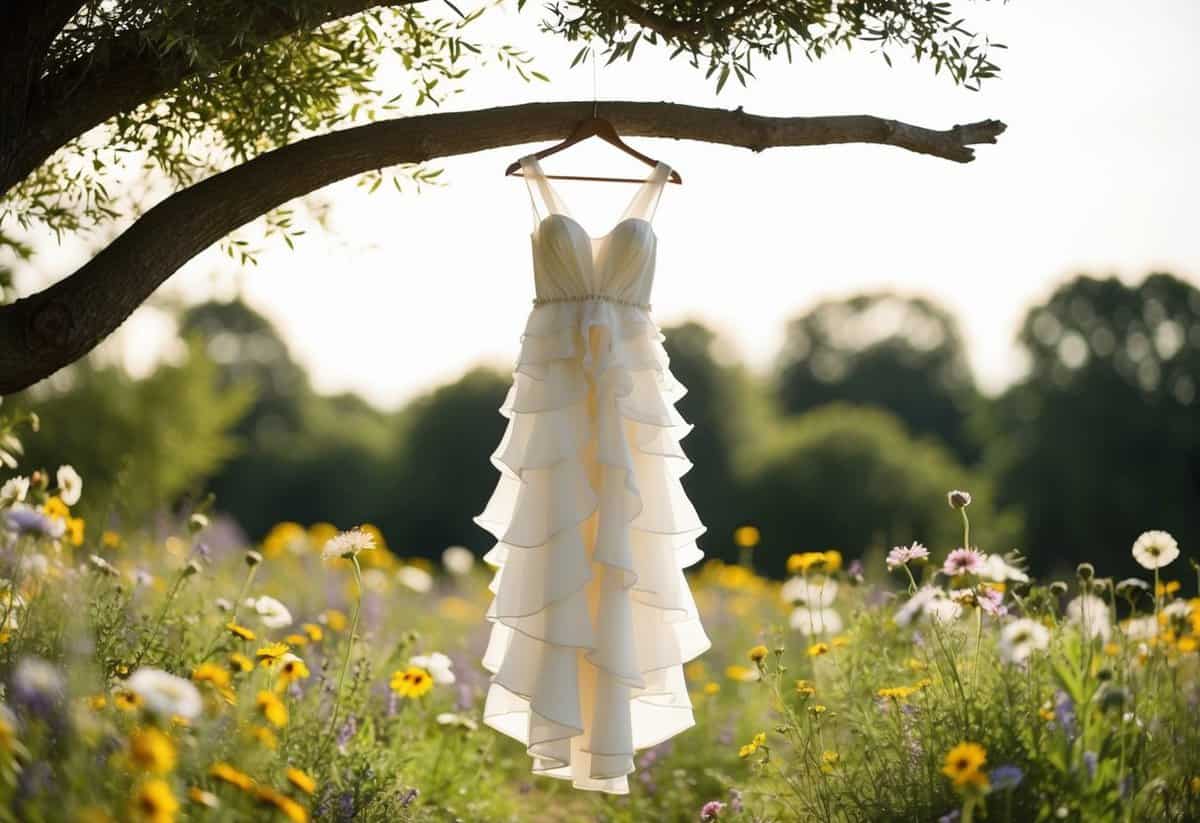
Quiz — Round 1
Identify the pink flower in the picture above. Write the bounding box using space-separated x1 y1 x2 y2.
977 586 1007 617
943 548 986 576
700 800 726 821
886 542 930 570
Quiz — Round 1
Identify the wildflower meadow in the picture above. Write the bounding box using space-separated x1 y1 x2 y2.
0 405 1198 822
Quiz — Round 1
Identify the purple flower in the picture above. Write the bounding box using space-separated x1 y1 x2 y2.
1083 751 1098 780
943 548 986 576
336 715 357 753
938 811 961 823
700 800 726 821
887 542 930 570
977 586 1007 617
990 764 1024 790
4 505 65 539
1054 691 1077 740
728 788 743 812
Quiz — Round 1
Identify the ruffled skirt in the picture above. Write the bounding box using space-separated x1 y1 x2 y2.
476 300 710 794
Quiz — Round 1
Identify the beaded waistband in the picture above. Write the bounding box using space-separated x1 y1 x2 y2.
533 294 651 311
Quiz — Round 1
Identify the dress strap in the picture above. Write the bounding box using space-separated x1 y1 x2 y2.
519 156 571 226
618 162 671 225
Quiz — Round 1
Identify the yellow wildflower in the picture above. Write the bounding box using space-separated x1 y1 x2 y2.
255 642 290 667
877 686 917 701
703 682 720 696
114 691 143 712
66 517 85 547
786 552 830 575
262 522 306 557
276 654 311 689
733 525 761 549
390 667 434 699
131 779 178 823
229 652 254 673
942 742 988 788
752 732 766 747
284 634 307 647
822 550 843 572
1157 580 1181 597
748 644 769 663
1178 636 1198 654
209 762 255 791
795 679 816 697
256 691 288 727
809 704 828 715
738 743 757 758
323 609 348 632
254 787 309 823
43 496 69 521
227 623 256 642
192 663 231 689
831 635 850 648
286 767 316 795
128 727 176 774
248 725 278 750
101 530 122 549
821 750 840 773
301 623 324 643
807 642 830 657
725 664 757 682
88 694 108 710
187 787 219 808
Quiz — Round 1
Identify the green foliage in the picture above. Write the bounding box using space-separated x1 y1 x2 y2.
12 341 252 523
3 2 533 258
978 273 1200 578
775 293 982 463
540 0 1004 94
742 404 1018 577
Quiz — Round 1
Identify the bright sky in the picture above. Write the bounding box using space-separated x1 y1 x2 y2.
27 0 1200 407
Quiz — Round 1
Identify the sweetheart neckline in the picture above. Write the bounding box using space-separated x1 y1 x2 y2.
531 213 656 243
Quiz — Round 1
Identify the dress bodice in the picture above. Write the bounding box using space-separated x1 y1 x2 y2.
521 157 669 311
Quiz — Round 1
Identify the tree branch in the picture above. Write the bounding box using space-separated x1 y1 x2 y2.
0 100 1005 393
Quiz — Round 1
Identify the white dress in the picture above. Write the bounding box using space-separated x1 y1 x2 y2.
476 157 711 794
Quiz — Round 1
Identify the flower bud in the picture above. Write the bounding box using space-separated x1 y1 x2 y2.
188 513 209 534
245 550 263 567
947 490 972 510
30 470 47 490
1077 563 1095 581
183 559 203 577
1049 581 1069 597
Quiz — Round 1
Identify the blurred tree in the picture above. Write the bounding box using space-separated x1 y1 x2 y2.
0 2 1005 393
774 293 981 461
978 273 1200 577
179 299 395 539
380 368 510 557
743 404 1018 579
16 341 252 524
662 321 762 562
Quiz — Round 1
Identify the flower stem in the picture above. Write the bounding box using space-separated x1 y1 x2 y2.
326 556 363 742
133 568 188 668
199 562 258 663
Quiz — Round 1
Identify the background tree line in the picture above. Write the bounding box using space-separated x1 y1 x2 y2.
13 271 1199 580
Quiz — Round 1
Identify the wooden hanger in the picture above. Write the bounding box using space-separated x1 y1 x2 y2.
505 116 683 185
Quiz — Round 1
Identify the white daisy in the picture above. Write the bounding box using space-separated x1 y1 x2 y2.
397 565 434 593
1066 594 1111 642
1121 616 1158 640
0 476 29 507
55 465 82 506
895 586 962 627
788 606 843 636
322 528 375 561
1131 530 1179 570
442 546 475 576
998 618 1051 664
781 577 838 607
411 652 456 684
251 595 293 629
981 554 1030 583
127 668 203 720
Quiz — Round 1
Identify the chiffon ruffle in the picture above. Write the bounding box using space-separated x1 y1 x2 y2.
476 300 710 794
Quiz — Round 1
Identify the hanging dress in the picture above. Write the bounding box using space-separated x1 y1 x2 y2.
476 157 711 794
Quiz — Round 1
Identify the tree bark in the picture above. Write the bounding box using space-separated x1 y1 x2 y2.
0 100 1005 394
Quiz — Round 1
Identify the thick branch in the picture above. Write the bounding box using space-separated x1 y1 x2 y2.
1 0 409 196
0 100 1005 393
